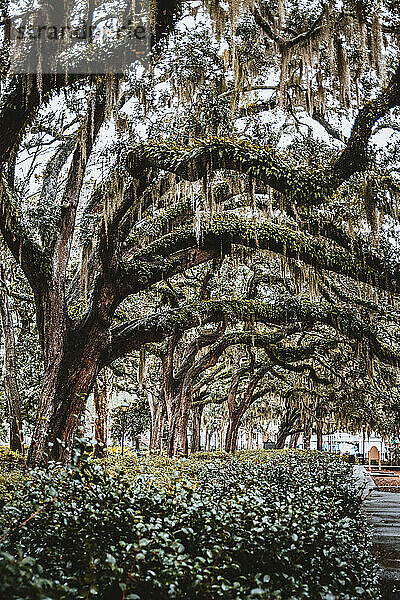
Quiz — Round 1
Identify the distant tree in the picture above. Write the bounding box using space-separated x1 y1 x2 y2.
110 395 151 448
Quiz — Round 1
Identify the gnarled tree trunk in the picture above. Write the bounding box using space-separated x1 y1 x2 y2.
224 353 263 453
225 411 242 453
28 308 110 466
162 329 222 457
303 417 313 450
276 401 301 449
166 391 190 456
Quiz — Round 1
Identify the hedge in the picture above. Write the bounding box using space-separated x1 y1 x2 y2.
0 450 379 600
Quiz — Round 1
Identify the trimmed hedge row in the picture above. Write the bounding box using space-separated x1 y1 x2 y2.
0 450 379 600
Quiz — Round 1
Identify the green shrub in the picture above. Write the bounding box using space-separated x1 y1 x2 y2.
0 451 380 600
0 447 27 505
0 471 26 505
0 446 26 472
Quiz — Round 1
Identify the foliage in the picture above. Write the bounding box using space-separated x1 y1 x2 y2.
0 447 26 507
0 451 379 600
0 446 25 471
0 471 26 506
110 396 151 445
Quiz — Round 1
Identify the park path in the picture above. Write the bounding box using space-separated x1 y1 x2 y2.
354 466 400 599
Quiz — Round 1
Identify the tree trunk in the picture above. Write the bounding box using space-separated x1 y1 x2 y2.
162 335 195 457
246 429 251 449
0 263 23 454
316 403 323 451
149 396 166 453
276 405 301 449
191 404 203 453
303 418 312 450
225 412 241 453
93 376 108 458
167 394 190 456
289 432 300 448
276 427 291 449
225 358 246 453
28 321 107 466
316 420 323 450
25 91 110 467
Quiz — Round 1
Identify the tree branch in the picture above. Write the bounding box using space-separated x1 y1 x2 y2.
103 295 400 368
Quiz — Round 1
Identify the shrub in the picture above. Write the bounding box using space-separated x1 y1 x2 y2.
0 446 27 506
0 451 380 600
0 446 26 472
0 471 26 506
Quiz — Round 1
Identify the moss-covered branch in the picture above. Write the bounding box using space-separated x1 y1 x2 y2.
119 213 400 296
103 296 400 368
132 138 333 207
330 62 400 186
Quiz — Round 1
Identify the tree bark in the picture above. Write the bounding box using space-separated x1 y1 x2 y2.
28 317 108 465
303 418 312 450
316 404 323 451
93 376 108 458
190 404 203 453
26 88 111 467
276 401 301 449
276 428 289 449
167 392 190 456
0 263 23 454
162 330 222 457
225 412 241 453
147 392 166 453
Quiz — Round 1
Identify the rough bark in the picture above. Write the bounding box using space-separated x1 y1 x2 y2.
28 322 108 465
147 390 166 453
27 87 109 466
276 428 290 449
225 415 241 453
190 404 203 453
167 400 190 456
162 329 225 456
0 263 23 454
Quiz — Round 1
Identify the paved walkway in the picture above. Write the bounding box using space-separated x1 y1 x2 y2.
354 466 400 599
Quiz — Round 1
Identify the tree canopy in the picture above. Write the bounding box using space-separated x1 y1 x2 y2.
1 0 400 462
